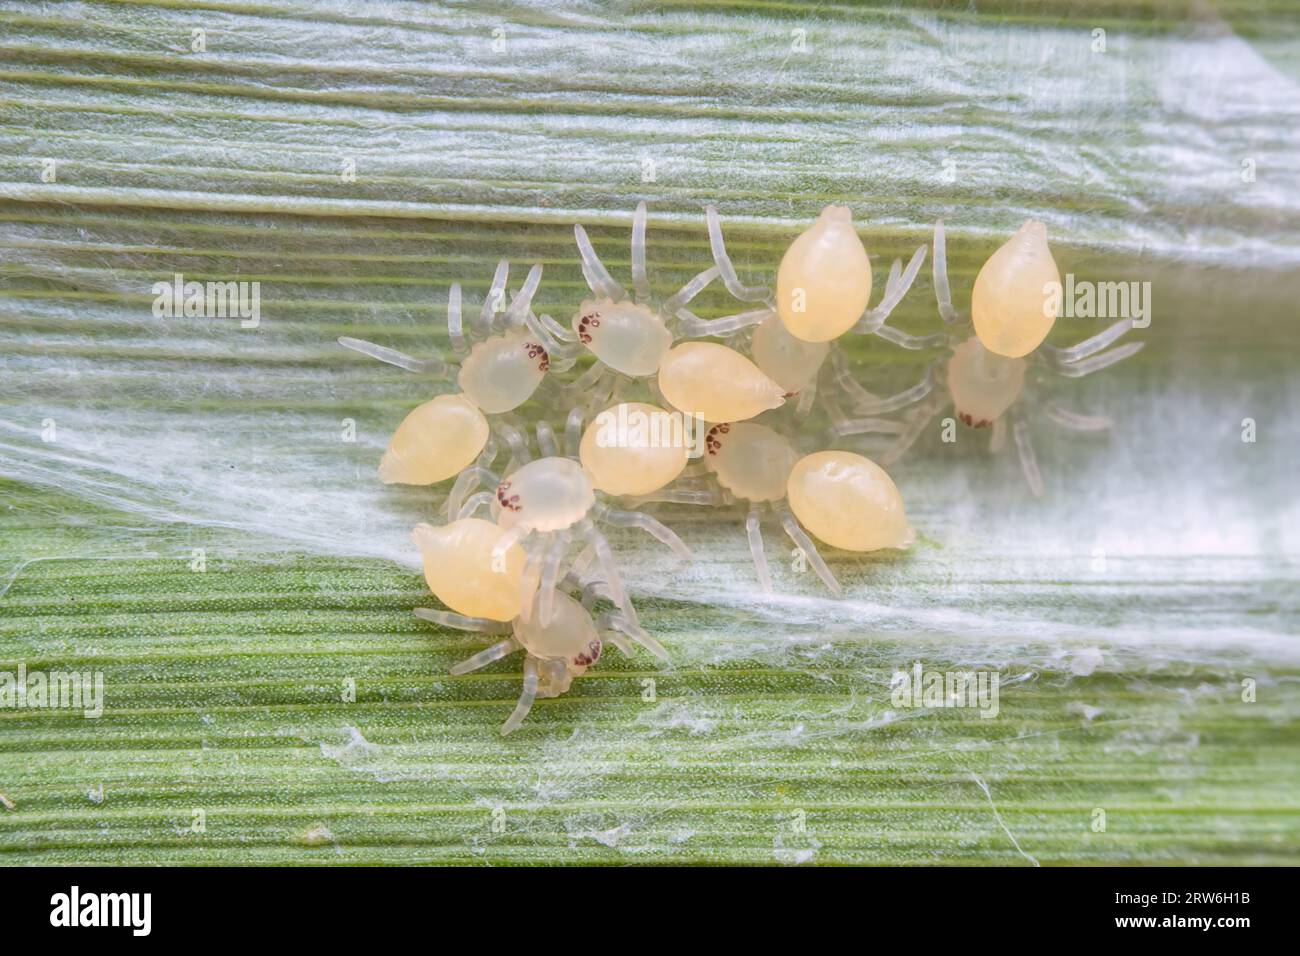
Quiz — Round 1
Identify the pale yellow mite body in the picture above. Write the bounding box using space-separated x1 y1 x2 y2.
787 451 914 553
457 327 550 413
946 336 1027 428
579 402 690 496
703 421 852 596
382 329 549 484
380 394 489 485
707 422 798 502
868 216 1143 497
412 517 531 621
427 589 615 735
342 264 556 486
513 590 603 694
569 204 800 423
493 457 596 533
776 206 874 344
572 299 672 377
970 219 1061 359
658 342 786 423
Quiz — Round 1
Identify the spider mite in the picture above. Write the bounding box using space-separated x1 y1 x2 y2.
704 421 913 595
338 262 574 484
563 202 787 425
836 220 1144 494
702 203 928 425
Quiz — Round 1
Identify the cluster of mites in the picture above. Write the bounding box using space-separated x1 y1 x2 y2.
340 204 1143 733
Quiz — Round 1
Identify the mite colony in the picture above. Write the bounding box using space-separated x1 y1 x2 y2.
340 204 1143 733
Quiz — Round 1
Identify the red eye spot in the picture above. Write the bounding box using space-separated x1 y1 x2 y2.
524 341 550 371
705 423 730 456
577 312 602 346
495 480 523 511
573 638 602 667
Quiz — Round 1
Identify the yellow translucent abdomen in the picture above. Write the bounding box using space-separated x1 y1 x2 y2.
658 342 785 423
379 394 489 485
971 220 1061 359
776 206 873 343
412 518 531 621
580 402 690 496
786 451 914 553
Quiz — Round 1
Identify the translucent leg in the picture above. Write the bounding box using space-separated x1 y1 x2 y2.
1043 403 1112 431
570 543 596 581
595 610 663 660
1052 342 1145 378
587 366 617 411
989 417 1008 453
535 421 558 459
574 223 625 301
1011 407 1044 497
663 266 720 314
535 310 577 344
537 658 570 698
705 204 770 302
597 505 691 561
578 520 626 612
676 306 771 338
873 324 951 351
554 361 609 405
794 377 817 421
933 220 961 324
602 608 669 662
537 531 570 626
631 200 651 303
631 629 669 662
564 408 584 459
456 490 495 520
879 393 949 467
829 415 906 438
476 259 510 338
414 608 512 634
491 524 529 566
582 522 665 665
777 506 842 596
446 282 468 356
337 337 450 375
477 435 500 470
572 574 599 608
746 505 772 593
495 422 532 471
1040 317 1132 365
450 637 521 675
445 465 499 519
523 311 579 367
857 244 927 330
625 485 722 507
599 627 636 657
501 657 539 735
517 539 544 623
503 263 543 328
827 346 879 409
850 367 937 415
583 580 618 611
821 374 905 438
